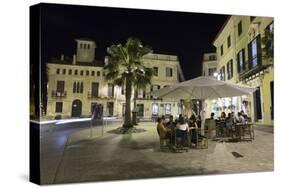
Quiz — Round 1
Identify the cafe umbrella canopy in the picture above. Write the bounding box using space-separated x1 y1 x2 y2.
149 76 257 121
149 76 257 100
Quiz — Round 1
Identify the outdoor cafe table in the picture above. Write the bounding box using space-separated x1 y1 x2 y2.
234 122 255 141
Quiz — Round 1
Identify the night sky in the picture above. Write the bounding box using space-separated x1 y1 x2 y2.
41 3 228 80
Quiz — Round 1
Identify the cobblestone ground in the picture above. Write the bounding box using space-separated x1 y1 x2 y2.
43 122 273 184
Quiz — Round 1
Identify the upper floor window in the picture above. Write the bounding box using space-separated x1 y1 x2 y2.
87 44 90 49
108 83 114 97
220 45 224 56
248 35 261 68
227 59 233 80
238 21 243 36
84 44 87 48
74 70 78 75
250 16 256 22
56 68 60 74
165 67 173 77
91 71 95 76
227 35 231 48
153 67 158 76
80 70 84 76
56 80 65 93
80 43 83 48
62 69 66 75
209 55 216 61
73 81 83 93
68 69 72 75
91 82 99 97
97 71 100 76
86 70 89 76
237 48 245 73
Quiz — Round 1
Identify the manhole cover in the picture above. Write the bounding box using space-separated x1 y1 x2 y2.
231 152 244 158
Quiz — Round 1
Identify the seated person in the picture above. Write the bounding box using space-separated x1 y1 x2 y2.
237 112 246 123
157 117 172 143
219 112 226 121
196 115 202 129
165 115 176 129
189 114 198 145
175 116 189 147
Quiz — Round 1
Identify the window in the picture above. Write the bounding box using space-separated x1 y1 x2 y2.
73 81 83 93
165 104 172 115
237 49 245 73
153 67 158 76
68 69 72 75
219 66 225 81
87 44 90 49
227 35 231 48
97 71 100 76
165 67 173 77
56 80 65 93
80 70 84 76
62 69 66 75
91 82 99 97
250 16 256 22
248 35 261 68
151 85 160 91
136 104 144 117
227 59 233 80
208 68 216 76
84 44 87 48
108 83 114 97
91 71 95 76
74 70 78 75
238 21 242 36
152 103 159 115
80 43 83 48
80 82 83 93
56 68 60 74
86 70 89 76
209 55 216 61
55 102 63 113
73 82 76 93
220 45 224 56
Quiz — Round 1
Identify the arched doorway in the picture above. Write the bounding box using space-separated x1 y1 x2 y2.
72 99 82 117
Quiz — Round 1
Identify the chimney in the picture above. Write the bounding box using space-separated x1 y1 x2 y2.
60 54 64 61
72 54 76 65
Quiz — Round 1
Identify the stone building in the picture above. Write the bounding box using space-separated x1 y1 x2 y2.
211 15 274 125
46 38 185 119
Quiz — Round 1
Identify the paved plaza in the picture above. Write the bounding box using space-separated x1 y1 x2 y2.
40 122 274 185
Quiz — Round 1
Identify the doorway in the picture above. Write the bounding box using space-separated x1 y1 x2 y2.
71 99 82 117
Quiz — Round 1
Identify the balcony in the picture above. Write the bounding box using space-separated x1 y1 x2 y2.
51 90 67 98
239 58 273 81
87 92 99 99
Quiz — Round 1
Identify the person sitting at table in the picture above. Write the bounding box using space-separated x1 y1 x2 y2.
175 116 189 147
240 110 248 122
237 112 246 123
219 112 226 121
157 117 172 144
225 113 234 136
210 112 215 120
196 115 202 129
165 115 175 128
188 114 198 145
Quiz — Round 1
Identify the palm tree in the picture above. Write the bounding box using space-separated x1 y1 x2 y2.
104 38 152 128
132 67 153 125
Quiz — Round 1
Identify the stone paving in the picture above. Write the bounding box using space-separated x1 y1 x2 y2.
41 122 274 185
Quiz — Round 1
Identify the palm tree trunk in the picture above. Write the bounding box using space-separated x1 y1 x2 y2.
132 86 138 125
124 77 132 128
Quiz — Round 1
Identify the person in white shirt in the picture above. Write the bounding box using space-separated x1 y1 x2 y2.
175 116 189 147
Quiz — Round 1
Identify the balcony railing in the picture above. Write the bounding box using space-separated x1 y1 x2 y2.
87 92 99 99
51 90 67 98
239 58 273 81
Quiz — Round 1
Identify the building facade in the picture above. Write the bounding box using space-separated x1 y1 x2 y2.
202 53 217 77
211 16 274 125
46 39 185 119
